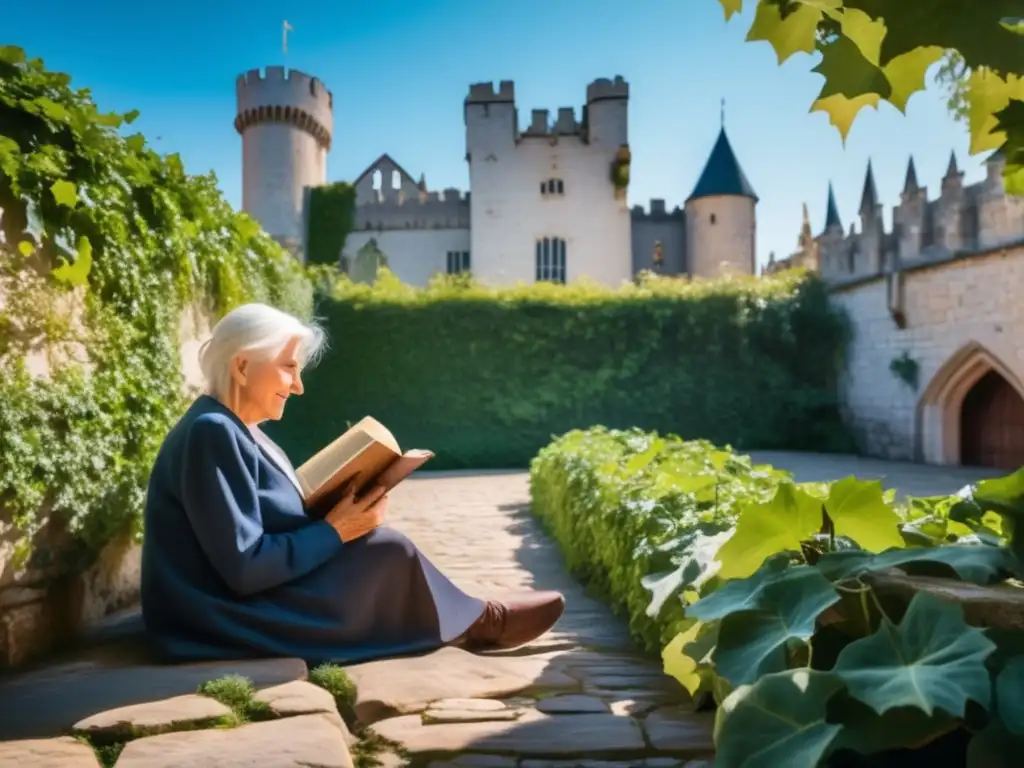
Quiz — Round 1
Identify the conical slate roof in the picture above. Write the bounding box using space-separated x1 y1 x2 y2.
859 159 879 214
687 127 758 203
824 183 842 232
903 156 919 193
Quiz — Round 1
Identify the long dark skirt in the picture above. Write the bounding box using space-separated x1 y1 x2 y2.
145 526 487 666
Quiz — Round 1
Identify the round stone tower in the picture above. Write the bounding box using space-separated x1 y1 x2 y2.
234 66 334 260
684 126 758 278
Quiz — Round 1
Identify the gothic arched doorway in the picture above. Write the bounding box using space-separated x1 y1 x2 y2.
960 370 1024 469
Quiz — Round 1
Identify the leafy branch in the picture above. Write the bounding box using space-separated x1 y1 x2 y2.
718 0 1024 193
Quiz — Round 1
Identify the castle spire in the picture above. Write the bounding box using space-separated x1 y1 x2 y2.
859 159 879 215
824 182 842 232
686 126 758 202
945 150 960 178
903 156 919 194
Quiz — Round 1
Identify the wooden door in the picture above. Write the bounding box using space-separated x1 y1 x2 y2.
960 371 1024 469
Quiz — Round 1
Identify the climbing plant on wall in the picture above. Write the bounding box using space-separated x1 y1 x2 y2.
717 0 1024 193
306 181 356 267
0 46 312 567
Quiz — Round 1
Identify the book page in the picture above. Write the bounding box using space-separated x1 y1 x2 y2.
295 416 400 496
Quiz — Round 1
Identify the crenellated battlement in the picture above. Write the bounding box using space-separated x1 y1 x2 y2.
631 199 684 221
465 80 515 104
806 150 1022 284
522 107 580 137
587 76 629 103
354 188 471 232
235 66 334 149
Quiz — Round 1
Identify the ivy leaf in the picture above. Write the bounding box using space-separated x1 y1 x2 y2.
967 71 1024 155
689 561 840 686
662 621 704 695
810 92 881 142
126 134 146 153
882 46 946 113
832 592 996 717
717 0 743 21
0 45 26 64
50 179 78 208
824 477 905 552
642 529 731 618
746 1 822 64
843 0 1024 75
970 466 1024 560
715 482 822 580
813 36 890 102
714 669 844 767
51 235 93 288
815 543 1017 585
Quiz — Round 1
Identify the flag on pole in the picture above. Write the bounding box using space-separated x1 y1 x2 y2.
283 20 294 55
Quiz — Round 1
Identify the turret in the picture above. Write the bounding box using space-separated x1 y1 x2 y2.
684 125 758 278
895 156 929 260
858 159 883 273
585 76 629 148
235 66 334 261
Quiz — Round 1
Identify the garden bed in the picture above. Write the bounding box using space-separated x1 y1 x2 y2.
530 427 1024 766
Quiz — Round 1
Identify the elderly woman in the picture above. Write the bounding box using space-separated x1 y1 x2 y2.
141 303 564 664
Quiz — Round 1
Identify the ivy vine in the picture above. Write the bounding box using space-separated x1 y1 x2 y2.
610 144 631 196
306 181 355 267
889 351 920 391
0 47 313 570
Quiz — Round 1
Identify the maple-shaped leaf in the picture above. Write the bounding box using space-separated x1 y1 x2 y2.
967 71 1024 155
51 235 93 288
882 46 946 113
746 1 823 64
717 0 743 21
50 179 78 208
810 92 881 142
812 10 891 102
843 0 1024 75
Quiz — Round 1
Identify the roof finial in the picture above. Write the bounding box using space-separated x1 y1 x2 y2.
720 98 726 129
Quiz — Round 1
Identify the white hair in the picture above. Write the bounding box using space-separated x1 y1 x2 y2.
198 303 327 400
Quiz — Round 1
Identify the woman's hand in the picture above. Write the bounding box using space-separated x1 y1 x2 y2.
325 485 388 542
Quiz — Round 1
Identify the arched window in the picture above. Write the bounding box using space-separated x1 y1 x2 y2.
535 237 567 283
540 178 565 196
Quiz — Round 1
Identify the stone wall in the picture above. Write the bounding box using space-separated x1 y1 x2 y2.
0 297 212 668
831 243 1024 463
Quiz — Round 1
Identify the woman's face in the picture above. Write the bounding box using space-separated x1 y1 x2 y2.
233 337 305 423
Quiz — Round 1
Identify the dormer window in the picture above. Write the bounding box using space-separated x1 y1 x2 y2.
540 178 565 196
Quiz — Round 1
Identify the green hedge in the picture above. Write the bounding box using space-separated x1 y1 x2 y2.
0 47 312 567
530 426 1024 765
529 426 790 652
268 268 853 468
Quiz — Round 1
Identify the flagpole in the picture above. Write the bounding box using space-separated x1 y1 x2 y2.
282 20 293 57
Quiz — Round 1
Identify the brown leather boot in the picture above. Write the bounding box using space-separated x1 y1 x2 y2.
463 591 566 651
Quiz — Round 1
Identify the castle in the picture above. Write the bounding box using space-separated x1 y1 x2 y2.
233 66 759 286
769 150 1024 472
232 65 1024 473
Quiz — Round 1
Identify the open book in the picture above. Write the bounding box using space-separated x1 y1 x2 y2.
296 417 434 519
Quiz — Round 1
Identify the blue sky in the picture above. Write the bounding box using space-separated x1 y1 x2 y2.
8 0 985 269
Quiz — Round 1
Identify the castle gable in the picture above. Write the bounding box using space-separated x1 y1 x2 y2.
354 153 422 205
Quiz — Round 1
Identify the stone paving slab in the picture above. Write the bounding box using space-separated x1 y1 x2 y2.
114 712 353 768
0 656 308 740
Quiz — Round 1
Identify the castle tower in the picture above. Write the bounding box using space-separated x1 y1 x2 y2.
235 66 334 261
684 125 758 278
